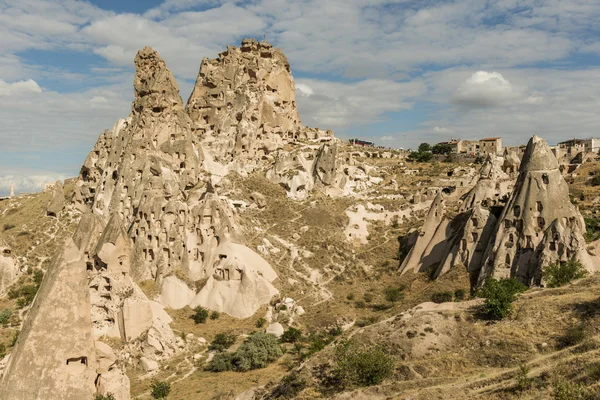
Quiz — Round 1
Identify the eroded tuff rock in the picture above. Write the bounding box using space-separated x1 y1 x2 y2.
46 180 65 217
74 46 278 321
0 237 18 297
0 239 129 400
399 135 597 288
478 135 597 285
186 38 331 170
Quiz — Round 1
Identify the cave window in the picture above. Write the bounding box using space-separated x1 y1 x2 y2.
514 205 521 218
537 201 543 212
505 254 511 266
538 217 545 229
542 174 549 184
472 232 478 242
66 357 87 366
504 220 511 228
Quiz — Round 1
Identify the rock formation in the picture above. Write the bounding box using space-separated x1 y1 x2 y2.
46 180 65 217
186 38 331 171
399 135 597 288
0 239 129 400
0 237 18 297
477 135 597 285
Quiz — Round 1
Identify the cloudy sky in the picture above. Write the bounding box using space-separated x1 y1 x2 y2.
1 0 600 195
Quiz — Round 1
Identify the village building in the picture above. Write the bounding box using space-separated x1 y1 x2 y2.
436 137 503 156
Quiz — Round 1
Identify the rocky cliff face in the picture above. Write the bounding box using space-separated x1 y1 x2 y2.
186 38 330 169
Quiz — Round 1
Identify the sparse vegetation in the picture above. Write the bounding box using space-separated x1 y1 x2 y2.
255 317 266 328
584 217 600 242
271 374 307 398
192 306 209 324
94 393 116 400
478 277 527 320
207 332 282 372
384 285 405 302
431 291 453 303
209 332 237 352
515 364 531 392
0 308 12 325
543 259 588 288
150 381 170 399
334 342 394 387
210 311 220 320
559 323 590 348
280 327 302 343
552 378 592 400
454 288 467 301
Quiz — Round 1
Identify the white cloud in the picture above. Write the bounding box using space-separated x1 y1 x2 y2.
0 79 42 96
433 126 453 133
453 71 530 107
295 78 426 127
380 135 395 141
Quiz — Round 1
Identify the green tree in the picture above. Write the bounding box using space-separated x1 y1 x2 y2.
478 278 527 320
543 259 588 288
150 381 170 399
192 306 209 324
334 342 394 387
418 143 432 153
432 143 452 155
209 332 237 352
280 327 302 343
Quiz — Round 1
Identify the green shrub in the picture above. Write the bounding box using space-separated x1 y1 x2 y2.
271 374 307 398
208 332 282 372
192 306 209 324
543 259 588 288
0 309 12 325
334 342 394 387
431 291 453 303
346 292 355 300
207 353 234 372
590 175 600 186
354 300 366 308
559 323 589 348
0 343 5 358
210 311 220 320
587 362 600 381
478 278 527 320
363 293 373 303
584 217 600 242
454 288 467 301
515 364 531 392
209 332 237 352
552 379 592 400
281 327 302 343
150 381 170 399
255 317 266 328
94 394 116 400
233 332 282 371
33 270 44 286
384 286 405 303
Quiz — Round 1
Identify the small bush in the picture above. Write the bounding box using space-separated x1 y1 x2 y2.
208 332 282 372
355 317 378 327
192 306 209 324
346 292 355 300
454 288 467 301
33 270 44 286
281 327 302 343
0 309 12 325
354 300 366 308
150 381 170 399
334 342 394 387
256 317 266 328
478 278 527 320
515 364 531 392
207 353 234 372
584 217 600 242
384 286 405 303
210 311 220 320
363 293 373 303
552 379 592 400
543 259 588 288
587 362 600 381
271 374 307 399
209 332 237 352
559 323 589 348
431 291 453 303
590 175 600 186
94 394 116 400
0 343 5 358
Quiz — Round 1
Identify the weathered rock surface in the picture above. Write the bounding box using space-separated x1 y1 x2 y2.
46 180 65 217
0 238 18 297
478 135 597 285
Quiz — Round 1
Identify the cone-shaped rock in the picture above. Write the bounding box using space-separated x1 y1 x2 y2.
477 135 597 285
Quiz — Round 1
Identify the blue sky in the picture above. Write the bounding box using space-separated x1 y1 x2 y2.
1 0 600 194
